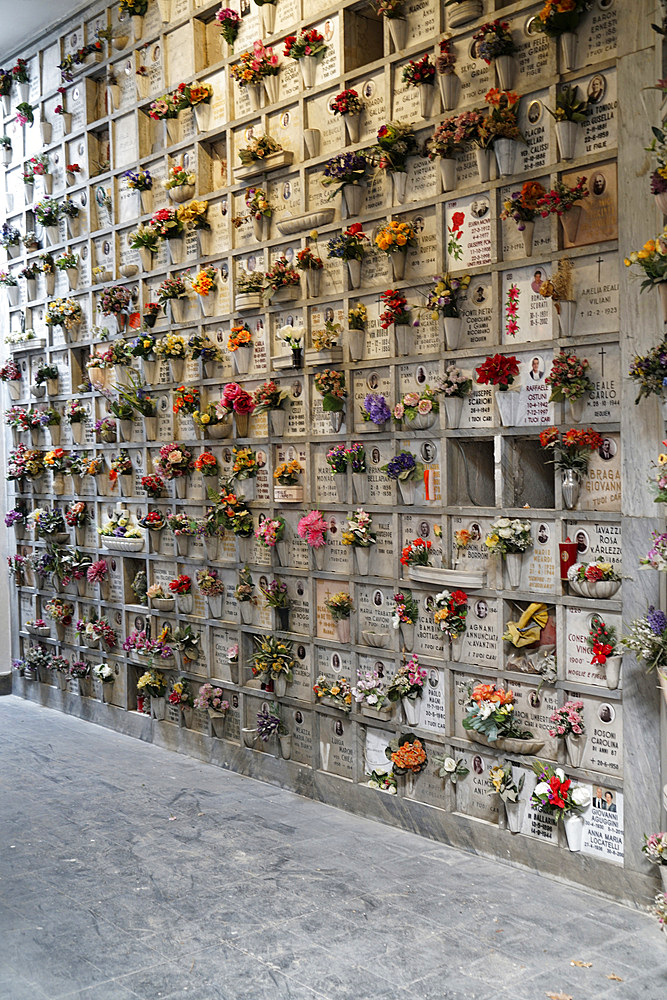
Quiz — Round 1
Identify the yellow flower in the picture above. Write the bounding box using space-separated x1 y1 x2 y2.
485 533 499 548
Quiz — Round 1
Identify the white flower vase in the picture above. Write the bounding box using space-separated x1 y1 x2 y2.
443 315 463 350
208 594 223 619
565 733 586 768
252 214 270 243
504 799 523 834
233 346 253 375
260 2 276 34
306 269 321 298
303 128 321 159
240 602 254 625
495 389 517 426
46 225 59 247
246 83 263 112
402 697 420 726
419 84 437 119
563 813 585 853
311 546 326 571
354 546 371 575
349 329 365 361
560 31 577 72
347 258 362 290
342 183 365 217
394 324 411 356
494 138 519 177
193 101 211 133
560 205 582 245
443 395 464 428
450 635 463 662
475 148 493 184
392 172 408 205
174 476 188 499
352 473 368 503
269 408 287 436
555 120 579 161
263 73 279 106
504 552 523 590
604 654 622 690
494 55 515 91
168 238 186 265
439 73 460 111
569 396 586 423
177 593 194 615
391 249 407 282
345 114 361 144
388 17 408 51
440 158 457 193
336 619 351 643
557 300 577 337
169 358 185 382
397 478 416 505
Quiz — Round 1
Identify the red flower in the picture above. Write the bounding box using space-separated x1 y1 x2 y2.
451 590 468 606
451 211 465 230
233 390 256 415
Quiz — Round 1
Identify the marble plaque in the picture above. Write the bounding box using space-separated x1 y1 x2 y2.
562 164 617 248
573 251 619 336
579 433 621 512
581 787 624 864
502 264 554 343
445 194 492 269
580 693 623 777
500 182 551 261
565 606 623 689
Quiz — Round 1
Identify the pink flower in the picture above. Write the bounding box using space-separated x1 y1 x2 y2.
417 400 432 414
393 403 405 419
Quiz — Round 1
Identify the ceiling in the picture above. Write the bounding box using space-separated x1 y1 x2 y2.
0 0 92 63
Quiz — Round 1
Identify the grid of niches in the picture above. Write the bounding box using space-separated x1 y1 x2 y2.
4 0 627 848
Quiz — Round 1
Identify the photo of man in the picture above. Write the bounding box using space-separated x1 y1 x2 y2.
529 356 544 381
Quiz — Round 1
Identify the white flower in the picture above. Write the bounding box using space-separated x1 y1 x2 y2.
368 779 379 788
391 613 401 629
387 785 397 794
571 785 591 808
555 768 566 783
496 517 511 528
479 702 494 719
366 693 378 705
498 528 513 538
443 757 456 773
534 781 550 797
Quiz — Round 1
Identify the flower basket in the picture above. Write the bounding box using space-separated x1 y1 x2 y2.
361 630 390 648
467 732 545 755
168 184 195 205
101 536 145 552
235 292 262 312
361 704 392 721
273 485 304 503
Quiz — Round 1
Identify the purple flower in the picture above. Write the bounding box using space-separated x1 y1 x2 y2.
647 606 667 635
363 393 391 425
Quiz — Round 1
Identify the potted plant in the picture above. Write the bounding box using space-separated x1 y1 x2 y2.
168 513 198 556
388 653 426 725
341 507 376 574
314 368 347 432
250 635 296 697
375 222 417 282
235 270 264 311
622 605 667 708
472 19 517 89
539 425 603 509
393 386 439 431
332 87 364 144
327 224 368 291
296 510 327 570
546 85 589 161
254 379 290 435
531 0 592 71
425 114 468 193
324 591 354 643
488 762 525 833
352 668 392 720
370 121 418 204
475 353 521 426
265 256 300 302
402 52 437 119
375 0 408 51
361 393 391 432
322 152 369 217
325 444 348 503
435 364 472 429
163 164 196 205
195 684 229 738
500 181 547 256
346 304 367 363
545 349 594 422
538 256 576 336
484 516 532 589
283 28 327 90
537 175 589 245
435 36 460 110
137 667 168 718
215 7 241 54
549 699 586 768
531 761 591 851
432 588 468 659
463 682 543 754
242 186 273 242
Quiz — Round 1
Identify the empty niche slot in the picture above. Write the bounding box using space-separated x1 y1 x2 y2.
508 438 555 510
343 9 384 72
447 438 495 508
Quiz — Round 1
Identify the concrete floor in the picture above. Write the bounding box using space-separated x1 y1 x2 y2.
0 696 664 1000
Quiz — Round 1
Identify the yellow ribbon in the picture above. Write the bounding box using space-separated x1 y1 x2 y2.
502 602 549 647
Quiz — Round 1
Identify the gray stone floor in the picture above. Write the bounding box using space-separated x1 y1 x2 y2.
0 696 664 1000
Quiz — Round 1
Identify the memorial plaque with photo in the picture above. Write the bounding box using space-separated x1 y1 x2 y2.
458 43 493 106
502 264 553 343
350 73 386 142
580 693 623 776
512 681 559 760
581 786 624 863
316 579 350 641
562 164 617 248
525 519 558 594
565 606 623 689
419 666 446 733
500 181 551 260
579 0 618 66
579 432 621 511
320 714 355 778
405 208 437 279
521 767 558 842
315 644 354 688
455 749 500 824
405 0 438 42
289 708 314 766
445 194 492 269
402 436 442 504
513 348 554 427
357 584 394 637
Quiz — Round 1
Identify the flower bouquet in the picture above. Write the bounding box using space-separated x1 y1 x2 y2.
392 387 439 431
314 369 347 431
435 365 473 429
500 180 547 255
549 699 586 767
537 176 589 244
273 458 303 502
196 683 229 735
587 614 623 689
379 289 414 354
327 224 368 290
531 761 591 851
283 29 327 89
375 222 417 281
322 153 369 216
352 668 391 719
402 53 437 118
342 507 376 575
215 8 241 51
484 516 532 589
163 164 196 204
155 441 194 498
568 560 620 600
256 515 287 563
385 734 428 791
388 653 426 724
230 43 280 111
400 537 435 568
472 20 517 89
488 763 526 832
361 393 391 431
371 122 419 203
532 0 592 70
381 451 424 505
332 88 364 144
297 510 328 569
324 591 355 643
537 257 576 334
432 589 468 658
391 591 419 652
538 426 603 509
217 382 255 437
545 350 593 422
150 207 185 263
313 674 352 713
463 682 541 753
265 256 300 302
250 635 296 696
374 1 408 52
475 353 520 426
